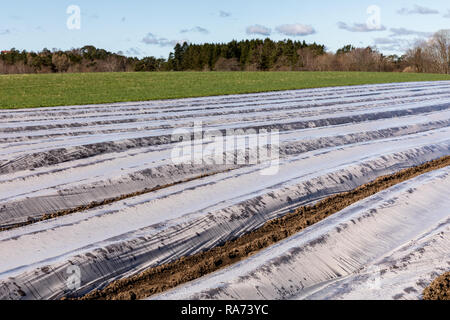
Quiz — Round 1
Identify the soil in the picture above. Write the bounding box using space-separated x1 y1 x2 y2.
423 272 450 300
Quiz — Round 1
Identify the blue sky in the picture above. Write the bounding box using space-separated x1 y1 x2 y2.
1 0 449 58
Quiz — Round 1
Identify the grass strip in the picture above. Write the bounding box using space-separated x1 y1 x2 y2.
1 72 450 109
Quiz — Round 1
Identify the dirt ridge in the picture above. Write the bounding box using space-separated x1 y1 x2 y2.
423 272 450 300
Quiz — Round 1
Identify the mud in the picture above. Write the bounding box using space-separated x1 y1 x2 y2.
423 272 450 300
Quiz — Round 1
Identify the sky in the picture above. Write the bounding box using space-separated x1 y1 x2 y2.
0 0 449 58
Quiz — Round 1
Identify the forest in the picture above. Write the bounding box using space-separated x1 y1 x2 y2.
1 30 449 74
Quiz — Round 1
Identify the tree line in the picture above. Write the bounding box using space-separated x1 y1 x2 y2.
0 46 141 74
1 31 449 74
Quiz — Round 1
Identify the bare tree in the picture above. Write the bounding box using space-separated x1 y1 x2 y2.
406 30 450 74
430 30 450 74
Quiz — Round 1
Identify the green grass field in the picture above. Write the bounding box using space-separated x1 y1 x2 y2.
1 71 450 109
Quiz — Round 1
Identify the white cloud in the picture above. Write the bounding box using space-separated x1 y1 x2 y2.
180 26 209 34
338 21 386 32
390 28 433 38
142 33 188 47
246 25 271 36
373 37 398 45
444 10 450 18
397 5 439 15
373 36 429 53
373 37 411 52
126 47 142 56
275 24 315 36
0 29 11 35
219 10 231 18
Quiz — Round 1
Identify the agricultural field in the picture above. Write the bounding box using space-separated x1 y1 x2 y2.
0 79 449 300
1 71 450 109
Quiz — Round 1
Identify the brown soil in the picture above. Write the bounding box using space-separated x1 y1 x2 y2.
72 156 450 300
423 272 450 300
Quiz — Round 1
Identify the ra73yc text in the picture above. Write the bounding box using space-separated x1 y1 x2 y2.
181 304 270 318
